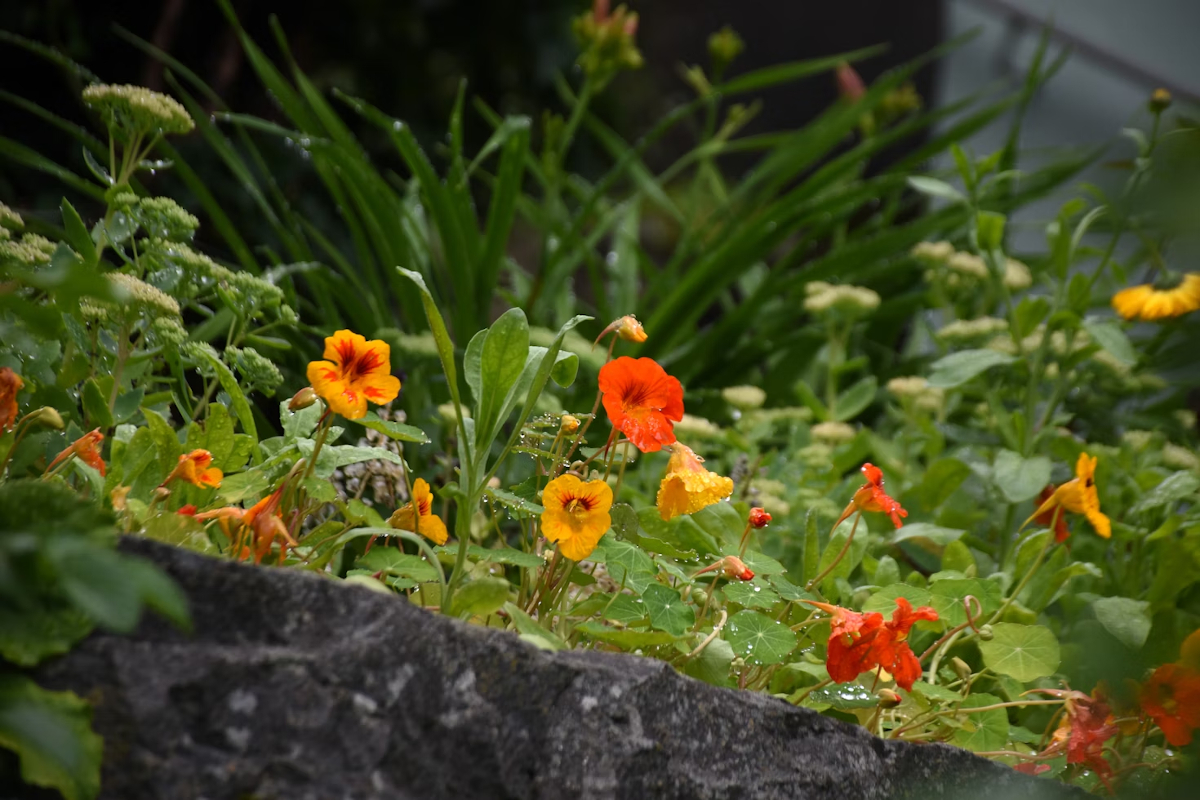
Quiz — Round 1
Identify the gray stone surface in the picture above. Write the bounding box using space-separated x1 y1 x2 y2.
38 538 1086 800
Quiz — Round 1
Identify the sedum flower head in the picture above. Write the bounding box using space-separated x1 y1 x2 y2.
391 331 440 359
803 282 880 317
797 443 833 468
82 84 194 138
138 197 199 241
0 203 23 231
743 406 813 427
1163 443 1200 471
936 316 1009 342
106 272 181 317
946 252 989 279
1003 258 1033 290
811 420 856 444
911 240 954 264
673 413 723 440
1177 410 1197 431
149 316 188 346
722 385 766 411
887 376 944 412
573 1 643 85
0 233 57 267
227 346 284 397
1121 430 1156 451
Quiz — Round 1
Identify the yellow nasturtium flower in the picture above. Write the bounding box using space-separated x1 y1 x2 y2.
656 443 733 521
389 478 449 546
1112 274 1200 321
306 330 401 420
1026 452 1111 538
541 474 613 561
163 449 223 488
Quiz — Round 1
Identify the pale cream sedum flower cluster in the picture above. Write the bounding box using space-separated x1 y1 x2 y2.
913 241 1032 290
803 281 880 316
82 84 194 137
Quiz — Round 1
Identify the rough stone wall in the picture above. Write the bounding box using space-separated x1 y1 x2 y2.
36 538 1086 800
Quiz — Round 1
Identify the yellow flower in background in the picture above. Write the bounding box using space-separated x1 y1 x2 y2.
163 449 223 488
306 330 401 420
1025 452 1111 538
541 474 613 561
389 478 449 546
1112 274 1200 321
656 443 734 521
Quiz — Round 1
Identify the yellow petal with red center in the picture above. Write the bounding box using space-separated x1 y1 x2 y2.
307 360 348 406
541 475 613 561
323 329 369 365
388 504 418 533
199 467 223 488
359 371 401 406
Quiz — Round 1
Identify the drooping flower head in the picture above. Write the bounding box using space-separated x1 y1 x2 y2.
656 443 733 521
1042 689 1117 786
163 449 223 489
851 463 907 529
0 367 22 433
196 488 294 564
1112 274 1200 321
749 507 772 528
388 478 449 546
1141 663 1200 746
594 314 648 345
805 597 938 691
1033 485 1071 542
598 356 684 453
306 330 401 420
47 429 106 477
541 474 613 561
695 555 755 581
1025 452 1110 538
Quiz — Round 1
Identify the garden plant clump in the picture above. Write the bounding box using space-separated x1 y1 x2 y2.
2 1 1200 797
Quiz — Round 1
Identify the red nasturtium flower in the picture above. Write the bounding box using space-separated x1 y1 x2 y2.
177 504 198 517
388 478 448 546
748 507 772 528
833 463 907 530
306 330 401 420
1052 690 1118 785
1141 663 1200 746
0 367 23 433
1033 485 1071 542
804 597 937 691
598 356 684 453
162 449 223 489
47 428 107 477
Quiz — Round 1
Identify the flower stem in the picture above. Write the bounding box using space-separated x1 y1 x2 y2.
805 511 860 593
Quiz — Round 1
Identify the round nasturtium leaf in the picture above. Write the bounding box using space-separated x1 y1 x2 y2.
978 623 1061 682
724 610 797 666
641 584 695 636
951 692 1009 752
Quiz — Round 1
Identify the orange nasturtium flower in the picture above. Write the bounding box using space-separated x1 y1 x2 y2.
804 597 938 691
1140 663 1200 747
833 462 907 530
656 443 733 521
1112 274 1200 321
47 428 107 477
306 329 401 420
1025 452 1110 538
541 474 613 561
163 449 223 489
598 356 684 453
196 488 294 564
388 478 449 546
0 367 23 433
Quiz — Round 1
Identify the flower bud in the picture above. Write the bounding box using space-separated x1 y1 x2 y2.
748 507 772 528
560 414 580 434
153 486 171 502
1150 87 1172 113
707 26 744 74
487 476 501 490
836 62 866 102
288 386 317 411
616 315 647 343
30 406 64 430
877 688 902 708
110 485 131 512
976 624 995 641
951 657 973 683
721 556 755 581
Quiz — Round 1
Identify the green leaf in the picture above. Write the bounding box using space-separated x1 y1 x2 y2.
474 308 530 449
892 523 966 548
59 198 97 266
142 407 182 482
992 449 1052 503
359 412 429 443
121 558 191 631
926 349 1016 389
80 378 113 430
917 458 972 509
485 487 544 518
215 469 271 504
861 584 933 616
683 636 734 687
1091 596 1151 650
0 675 102 800
641 583 695 636
355 549 439 583
450 576 511 618
49 540 143 633
1082 317 1136 367
832 375 877 422
575 621 677 649
816 519 867 590
951 692 1010 752
724 609 797 666
978 623 1061 682
0 608 92 667
502 602 567 651
1131 471 1200 514
721 580 781 609
910 680 963 703
929 578 1002 627
280 398 323 441
941 540 976 574
975 211 1006 251
907 176 965 202
593 535 657 594
196 348 258 461
803 683 879 711
768 574 816 603
635 507 721 560
434 544 545 569
1012 297 1050 339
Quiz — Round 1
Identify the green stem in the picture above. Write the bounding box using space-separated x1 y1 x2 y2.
806 511 860 592
442 490 481 613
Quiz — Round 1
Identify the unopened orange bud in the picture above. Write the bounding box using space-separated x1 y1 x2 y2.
748 507 771 528
836 61 866 102
560 414 580 434
289 386 318 411
594 315 648 346
877 688 902 708
722 556 755 581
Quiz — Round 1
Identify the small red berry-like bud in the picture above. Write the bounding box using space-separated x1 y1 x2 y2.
748 507 771 528
836 61 866 102
722 556 755 581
